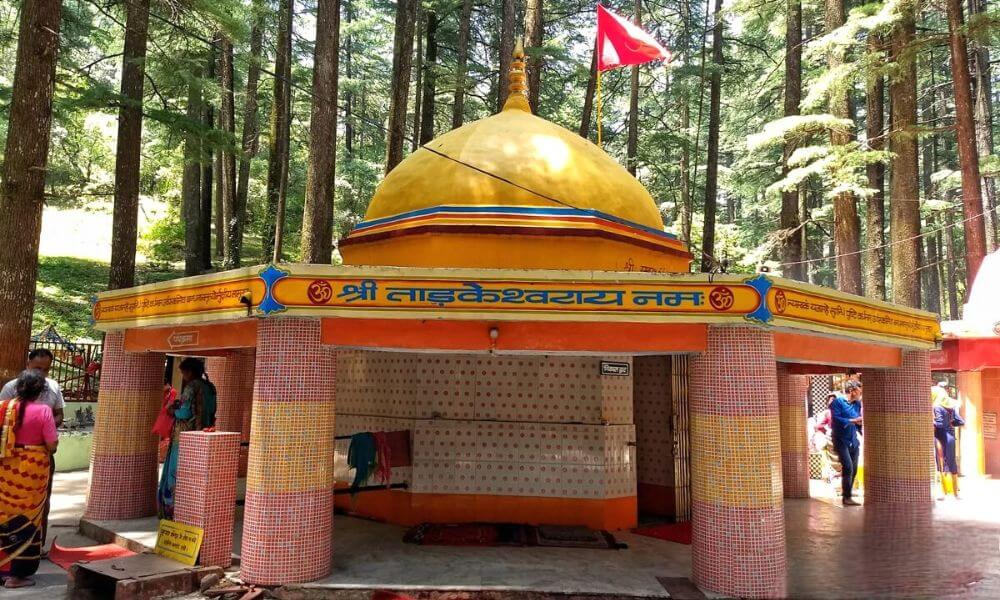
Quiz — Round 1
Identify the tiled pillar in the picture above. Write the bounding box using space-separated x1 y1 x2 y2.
863 350 934 503
206 350 256 475
777 365 810 498
690 326 785 598
86 332 164 520
241 318 336 585
175 431 240 567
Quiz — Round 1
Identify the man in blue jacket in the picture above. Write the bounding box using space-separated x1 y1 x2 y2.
831 380 863 505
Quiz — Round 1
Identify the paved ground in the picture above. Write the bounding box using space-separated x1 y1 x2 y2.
4 470 99 600
14 471 1000 599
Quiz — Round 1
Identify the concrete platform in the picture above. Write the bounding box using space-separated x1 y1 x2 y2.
83 479 1000 599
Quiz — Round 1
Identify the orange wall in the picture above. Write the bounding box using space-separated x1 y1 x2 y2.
981 369 1000 476
124 320 257 353
773 332 902 369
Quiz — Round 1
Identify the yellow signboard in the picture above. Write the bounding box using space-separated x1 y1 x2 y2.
155 519 204 566
89 263 940 349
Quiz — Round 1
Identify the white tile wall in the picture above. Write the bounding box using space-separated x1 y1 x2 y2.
334 350 637 499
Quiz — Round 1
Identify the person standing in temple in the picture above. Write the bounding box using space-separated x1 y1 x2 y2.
0 349 65 426
157 358 217 519
0 370 59 588
932 380 964 499
831 380 863 505
0 349 66 554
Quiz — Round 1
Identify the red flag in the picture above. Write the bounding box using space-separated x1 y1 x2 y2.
596 4 671 71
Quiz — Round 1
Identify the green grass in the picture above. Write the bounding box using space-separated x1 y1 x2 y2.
34 256 183 341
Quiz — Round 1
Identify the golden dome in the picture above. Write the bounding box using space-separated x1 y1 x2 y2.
340 47 691 272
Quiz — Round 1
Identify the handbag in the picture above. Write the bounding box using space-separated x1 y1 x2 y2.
151 388 177 439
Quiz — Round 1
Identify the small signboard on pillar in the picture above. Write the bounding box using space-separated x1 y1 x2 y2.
984 412 998 440
155 520 204 566
600 361 630 376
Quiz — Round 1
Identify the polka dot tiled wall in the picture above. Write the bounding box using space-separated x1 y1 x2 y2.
335 351 636 500
633 356 673 487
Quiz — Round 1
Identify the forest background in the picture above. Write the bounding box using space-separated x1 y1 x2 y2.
0 0 997 359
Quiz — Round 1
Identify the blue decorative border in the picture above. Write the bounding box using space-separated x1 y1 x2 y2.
257 265 289 316
744 274 774 324
350 204 680 241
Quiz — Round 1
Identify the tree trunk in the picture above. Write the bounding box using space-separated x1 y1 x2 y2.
200 43 215 270
453 0 474 128
497 0 516 110
700 0 723 272
183 77 203 276
945 0 988 285
0 0 61 379
780 0 804 281
969 0 996 251
229 3 263 269
386 0 418 173
864 35 886 300
922 116 941 314
345 0 356 154
219 35 237 263
301 0 341 264
679 95 692 244
944 208 960 319
626 0 641 176
419 10 438 145
579 46 598 138
411 4 423 151
888 13 921 308
214 133 223 258
825 0 862 294
524 0 543 113
264 0 293 260
108 0 150 290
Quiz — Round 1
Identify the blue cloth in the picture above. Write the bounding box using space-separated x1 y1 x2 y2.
347 432 377 493
834 437 860 499
830 395 862 445
157 398 194 519
934 406 963 473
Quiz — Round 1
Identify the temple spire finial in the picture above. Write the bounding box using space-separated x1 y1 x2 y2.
503 38 531 113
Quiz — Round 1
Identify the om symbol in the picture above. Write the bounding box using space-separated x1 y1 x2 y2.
709 286 735 311
306 280 334 305
774 290 787 314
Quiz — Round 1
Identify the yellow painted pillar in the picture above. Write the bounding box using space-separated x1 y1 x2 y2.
863 351 934 503
690 326 785 598
777 365 810 498
957 370 985 477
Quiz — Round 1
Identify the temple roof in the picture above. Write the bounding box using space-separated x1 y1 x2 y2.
339 45 691 273
942 249 1000 338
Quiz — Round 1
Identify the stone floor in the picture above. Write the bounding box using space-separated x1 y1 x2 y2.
82 477 1000 599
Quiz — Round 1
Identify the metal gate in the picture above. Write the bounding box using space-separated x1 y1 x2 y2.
670 355 691 521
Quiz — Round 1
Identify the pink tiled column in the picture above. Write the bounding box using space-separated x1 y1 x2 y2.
86 331 164 520
690 326 785 598
241 318 336 585
206 350 256 475
863 351 934 503
175 431 240 567
777 365 810 498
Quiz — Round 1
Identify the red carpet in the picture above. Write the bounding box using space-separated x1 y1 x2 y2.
48 539 135 571
632 521 692 545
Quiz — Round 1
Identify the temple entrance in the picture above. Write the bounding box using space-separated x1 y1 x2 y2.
633 356 691 523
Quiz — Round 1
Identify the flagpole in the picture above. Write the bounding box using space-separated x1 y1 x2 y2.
596 68 603 148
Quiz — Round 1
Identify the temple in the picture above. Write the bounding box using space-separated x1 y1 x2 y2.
85 49 941 598
931 249 1000 477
